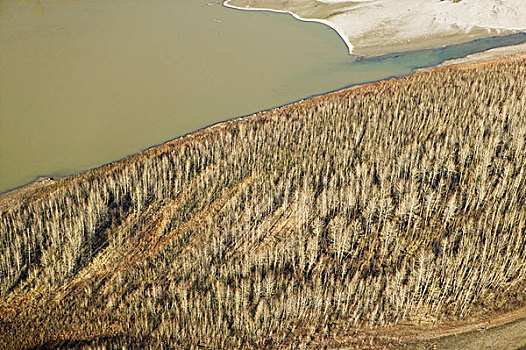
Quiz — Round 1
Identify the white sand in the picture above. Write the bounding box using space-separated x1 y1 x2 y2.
223 0 526 56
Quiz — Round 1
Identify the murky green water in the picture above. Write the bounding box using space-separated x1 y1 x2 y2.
1 0 525 193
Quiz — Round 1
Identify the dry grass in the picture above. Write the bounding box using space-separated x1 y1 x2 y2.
1 57 526 349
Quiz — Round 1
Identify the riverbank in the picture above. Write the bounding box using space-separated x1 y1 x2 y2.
224 0 526 57
3 39 526 202
3 0 526 195
0 0 370 194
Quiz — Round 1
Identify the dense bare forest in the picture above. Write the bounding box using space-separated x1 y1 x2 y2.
1 57 526 349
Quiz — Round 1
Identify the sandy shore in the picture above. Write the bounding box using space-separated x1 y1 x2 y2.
223 0 356 54
223 0 526 57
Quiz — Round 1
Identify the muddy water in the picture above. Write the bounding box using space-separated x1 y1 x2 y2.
1 0 525 192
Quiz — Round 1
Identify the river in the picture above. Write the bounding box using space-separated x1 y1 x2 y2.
1 0 525 193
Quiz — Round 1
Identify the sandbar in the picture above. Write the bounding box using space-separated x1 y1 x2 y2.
223 0 526 57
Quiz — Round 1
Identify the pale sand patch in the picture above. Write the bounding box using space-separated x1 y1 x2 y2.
223 0 526 57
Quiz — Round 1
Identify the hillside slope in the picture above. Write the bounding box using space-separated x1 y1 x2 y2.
1 56 526 349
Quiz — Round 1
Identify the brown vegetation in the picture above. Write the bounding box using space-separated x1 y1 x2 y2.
1 56 526 349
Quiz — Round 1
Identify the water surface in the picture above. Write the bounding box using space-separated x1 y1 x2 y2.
1 0 525 192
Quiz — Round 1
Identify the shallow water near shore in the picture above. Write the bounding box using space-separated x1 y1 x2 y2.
1 0 525 193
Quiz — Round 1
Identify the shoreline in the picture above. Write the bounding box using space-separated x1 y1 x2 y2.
223 0 526 58
3 41 526 200
2 45 526 204
222 0 355 55
2 1 526 195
